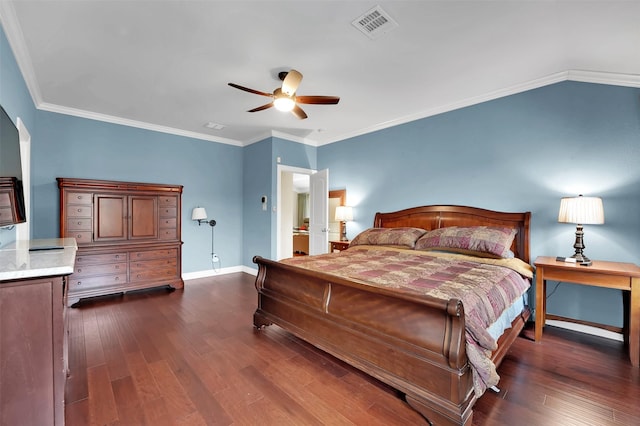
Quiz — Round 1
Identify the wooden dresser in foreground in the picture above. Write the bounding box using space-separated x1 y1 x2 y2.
58 178 183 306
0 238 77 426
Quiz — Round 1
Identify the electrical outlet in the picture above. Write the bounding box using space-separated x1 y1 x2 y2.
211 254 219 263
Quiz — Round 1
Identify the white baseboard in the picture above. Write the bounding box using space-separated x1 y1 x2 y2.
183 265 257 281
545 319 624 342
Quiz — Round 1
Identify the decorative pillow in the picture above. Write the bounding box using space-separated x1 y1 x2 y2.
349 227 428 249
415 226 517 259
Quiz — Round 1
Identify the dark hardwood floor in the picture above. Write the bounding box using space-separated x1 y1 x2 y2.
65 273 640 425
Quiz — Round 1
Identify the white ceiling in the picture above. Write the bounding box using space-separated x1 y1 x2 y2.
1 1 639 147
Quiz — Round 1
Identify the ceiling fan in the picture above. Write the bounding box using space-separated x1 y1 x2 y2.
228 69 340 119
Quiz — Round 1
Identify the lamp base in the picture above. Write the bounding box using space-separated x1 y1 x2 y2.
570 253 592 266
570 224 591 265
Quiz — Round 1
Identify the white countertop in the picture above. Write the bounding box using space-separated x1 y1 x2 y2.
0 238 77 281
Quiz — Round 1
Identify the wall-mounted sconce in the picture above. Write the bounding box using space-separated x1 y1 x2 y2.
335 205 353 241
192 207 217 227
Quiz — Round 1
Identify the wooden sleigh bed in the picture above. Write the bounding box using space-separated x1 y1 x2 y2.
253 205 531 425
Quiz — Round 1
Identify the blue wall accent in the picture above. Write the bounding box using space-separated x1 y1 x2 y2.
0 23 36 246
32 111 244 272
319 81 640 327
242 138 272 268
242 136 317 268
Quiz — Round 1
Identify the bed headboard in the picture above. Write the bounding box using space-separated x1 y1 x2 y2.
373 205 531 263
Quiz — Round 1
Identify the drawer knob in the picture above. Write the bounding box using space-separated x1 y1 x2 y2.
77 208 82 212
115 277 119 281
77 281 82 286
77 221 82 225
77 268 82 273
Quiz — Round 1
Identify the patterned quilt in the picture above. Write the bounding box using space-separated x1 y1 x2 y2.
281 245 533 395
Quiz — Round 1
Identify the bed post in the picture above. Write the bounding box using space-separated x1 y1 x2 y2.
253 257 273 329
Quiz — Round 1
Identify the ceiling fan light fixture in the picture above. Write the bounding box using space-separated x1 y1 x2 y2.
273 95 295 112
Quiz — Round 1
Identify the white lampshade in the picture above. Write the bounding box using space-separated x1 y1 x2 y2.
335 205 353 222
558 195 604 225
191 207 207 221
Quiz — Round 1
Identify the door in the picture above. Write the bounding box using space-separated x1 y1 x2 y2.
308 169 329 255
129 196 158 240
93 194 127 241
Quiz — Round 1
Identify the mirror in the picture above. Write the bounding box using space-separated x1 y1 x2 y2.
329 189 346 242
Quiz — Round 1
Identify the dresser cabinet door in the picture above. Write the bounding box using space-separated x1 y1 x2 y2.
129 196 158 240
94 194 127 242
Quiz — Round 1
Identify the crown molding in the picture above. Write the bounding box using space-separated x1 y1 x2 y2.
316 72 569 146
38 102 244 146
567 69 640 88
2 0 637 149
0 2 43 107
316 69 640 146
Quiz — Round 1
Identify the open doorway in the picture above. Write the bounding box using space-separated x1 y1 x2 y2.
276 165 329 260
277 166 313 260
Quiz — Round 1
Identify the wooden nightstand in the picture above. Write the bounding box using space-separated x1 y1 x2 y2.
534 256 640 367
330 240 350 252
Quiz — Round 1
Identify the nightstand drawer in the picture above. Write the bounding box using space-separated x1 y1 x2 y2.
330 241 350 252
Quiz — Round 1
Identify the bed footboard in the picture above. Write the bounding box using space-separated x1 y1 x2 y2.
253 255 475 426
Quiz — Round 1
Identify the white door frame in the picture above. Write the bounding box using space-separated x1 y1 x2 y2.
276 165 314 260
16 118 30 241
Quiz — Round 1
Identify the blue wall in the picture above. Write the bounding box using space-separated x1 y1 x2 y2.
1 23 244 271
32 111 244 272
0 22 35 246
319 81 640 327
241 136 317 267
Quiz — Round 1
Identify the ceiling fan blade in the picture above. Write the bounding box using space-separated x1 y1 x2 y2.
281 69 303 96
228 83 273 97
248 102 274 112
295 95 340 105
291 104 308 120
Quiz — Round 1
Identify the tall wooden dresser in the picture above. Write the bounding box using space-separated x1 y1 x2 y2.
58 178 183 306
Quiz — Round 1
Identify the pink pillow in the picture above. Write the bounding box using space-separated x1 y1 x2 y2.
415 226 516 258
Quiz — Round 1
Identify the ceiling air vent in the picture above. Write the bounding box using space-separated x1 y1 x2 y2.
351 5 398 40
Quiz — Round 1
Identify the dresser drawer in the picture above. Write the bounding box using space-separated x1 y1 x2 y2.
67 218 92 230
159 207 177 217
130 258 177 271
67 192 92 205
129 267 178 282
130 248 177 261
65 231 92 244
76 252 127 265
159 218 176 228
0 192 10 207
0 207 12 221
158 228 177 240
67 206 92 217
69 274 127 291
159 196 177 207
74 262 127 277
